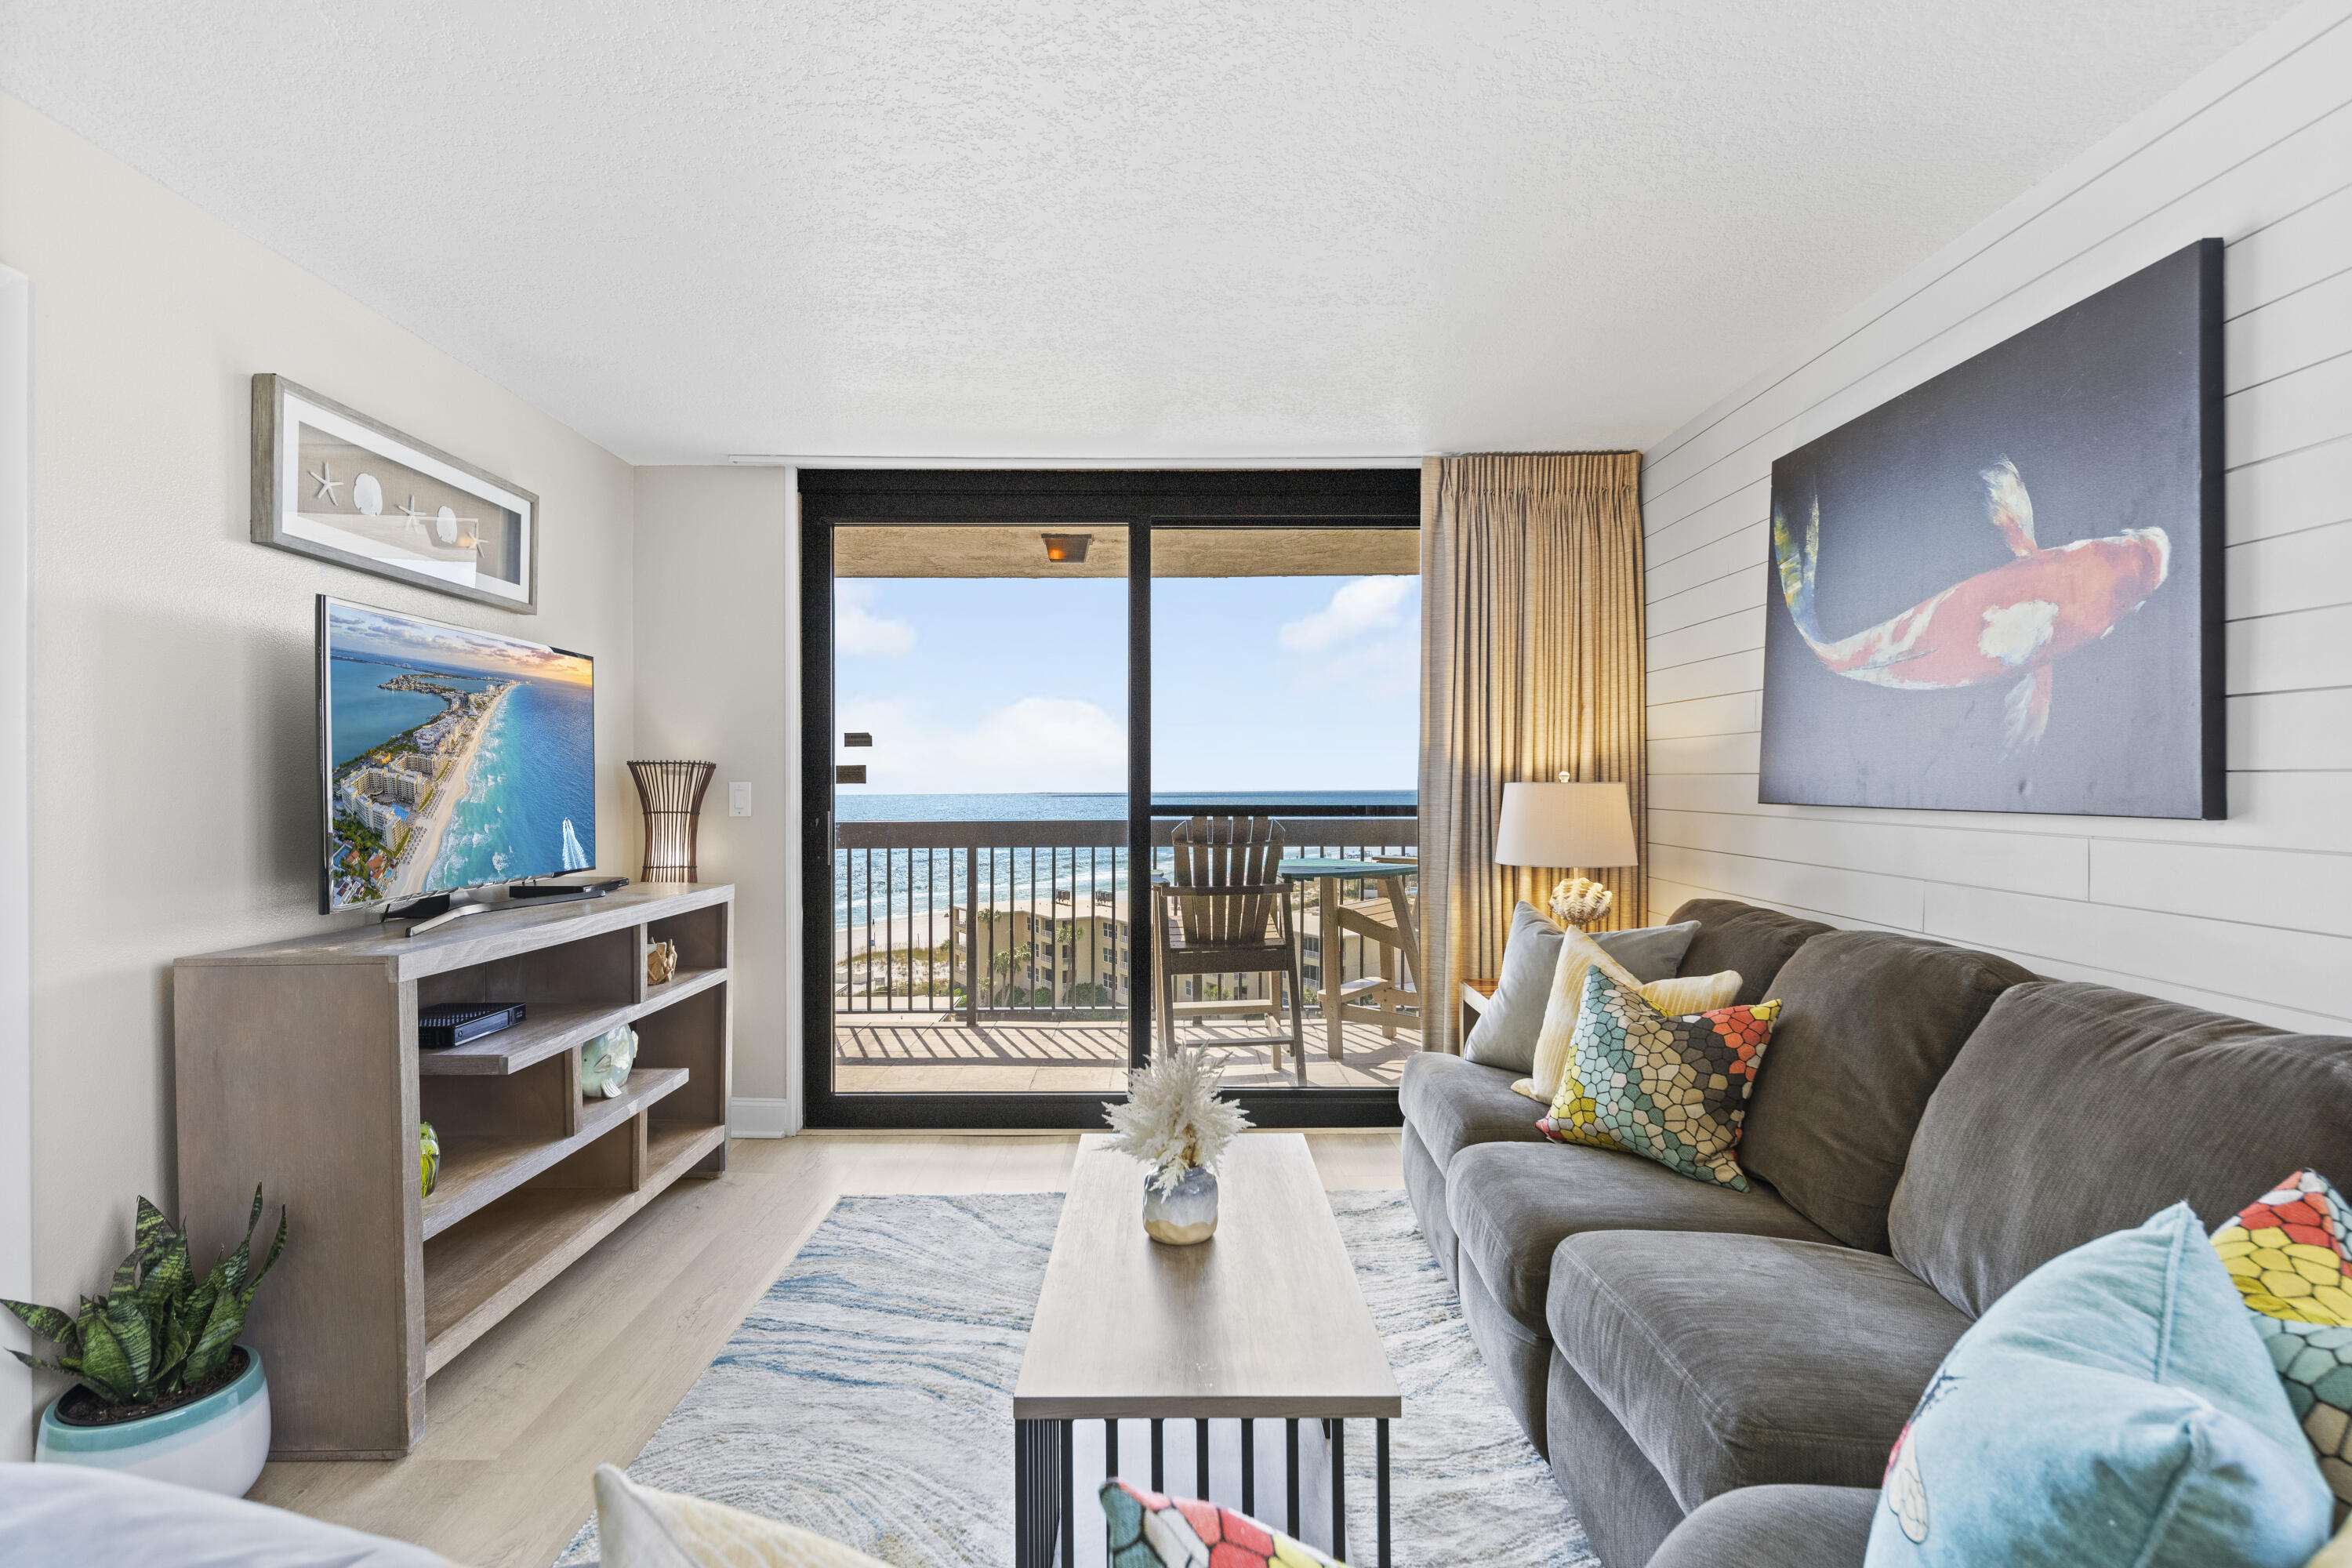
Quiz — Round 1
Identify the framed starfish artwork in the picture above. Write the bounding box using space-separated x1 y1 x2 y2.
1759 239 2223 819
252 374 539 613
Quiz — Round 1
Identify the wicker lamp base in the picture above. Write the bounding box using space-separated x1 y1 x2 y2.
629 760 717 884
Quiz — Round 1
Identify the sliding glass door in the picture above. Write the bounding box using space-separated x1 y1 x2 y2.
799 470 1421 1130
1149 528 1421 1089
829 524 1134 1098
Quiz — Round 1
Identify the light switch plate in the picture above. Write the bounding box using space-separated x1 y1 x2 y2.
728 781 752 817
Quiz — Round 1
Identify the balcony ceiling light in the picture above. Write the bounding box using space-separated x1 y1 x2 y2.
1040 532 1092 563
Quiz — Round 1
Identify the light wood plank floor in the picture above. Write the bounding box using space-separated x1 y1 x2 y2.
250 1129 1404 1568
835 1014 1414 1092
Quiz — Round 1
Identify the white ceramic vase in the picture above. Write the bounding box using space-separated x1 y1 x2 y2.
35 1345 271 1497
1142 1164 1219 1245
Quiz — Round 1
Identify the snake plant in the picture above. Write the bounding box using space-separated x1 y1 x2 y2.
2 1185 286 1407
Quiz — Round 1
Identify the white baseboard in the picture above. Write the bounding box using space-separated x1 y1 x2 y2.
728 1096 798 1138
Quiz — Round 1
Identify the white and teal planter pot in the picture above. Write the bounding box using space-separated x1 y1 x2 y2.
35 1347 270 1497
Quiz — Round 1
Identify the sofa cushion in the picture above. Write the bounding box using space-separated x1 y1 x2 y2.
1548 1350 1693 1568
1400 1120 1458 1283
1889 981 2352 1318
1448 1140 1835 1333
1398 1051 1544 1170
1665 898 1831 1005
1548 1231 1971 1507
1740 931 2034 1253
1458 1243 1555 1454
1647 1486 1875 1568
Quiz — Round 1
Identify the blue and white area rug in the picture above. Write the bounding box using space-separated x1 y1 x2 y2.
557 1191 1595 1568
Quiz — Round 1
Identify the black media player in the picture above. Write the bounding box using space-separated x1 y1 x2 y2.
418 1002 528 1051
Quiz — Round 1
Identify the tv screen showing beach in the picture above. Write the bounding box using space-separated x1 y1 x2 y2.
321 599 594 911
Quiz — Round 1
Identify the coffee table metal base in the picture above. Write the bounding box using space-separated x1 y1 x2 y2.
1016 1414 1391 1568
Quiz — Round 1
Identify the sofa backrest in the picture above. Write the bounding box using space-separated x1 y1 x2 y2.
1665 898 1831 1006
1889 980 2352 1318
1740 931 2035 1253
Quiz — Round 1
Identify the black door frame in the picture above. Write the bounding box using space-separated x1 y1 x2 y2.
799 468 1421 1130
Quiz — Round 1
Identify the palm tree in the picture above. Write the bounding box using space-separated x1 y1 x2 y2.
989 942 1033 1007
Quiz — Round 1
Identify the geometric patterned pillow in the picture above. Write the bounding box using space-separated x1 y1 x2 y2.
1537 965 1780 1190
1101 1479 1345 1567
2212 1169 2352 1523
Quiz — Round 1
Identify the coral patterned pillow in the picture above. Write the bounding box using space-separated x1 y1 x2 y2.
1101 1479 1345 1567
1539 966 1779 1189
2212 1169 2352 1521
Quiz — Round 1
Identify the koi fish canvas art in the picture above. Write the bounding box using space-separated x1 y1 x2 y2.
1759 239 2223 819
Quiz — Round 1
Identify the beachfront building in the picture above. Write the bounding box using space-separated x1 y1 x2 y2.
967 898 1134 1009
352 765 431 806
342 789 408 843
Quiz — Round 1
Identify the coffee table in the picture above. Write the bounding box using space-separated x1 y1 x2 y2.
1014 1133 1402 1566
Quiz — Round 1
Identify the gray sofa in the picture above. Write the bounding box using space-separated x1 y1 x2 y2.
1402 898 2352 1567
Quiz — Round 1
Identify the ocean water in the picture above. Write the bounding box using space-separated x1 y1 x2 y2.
832 791 1414 932
426 677 597 893
327 658 488 765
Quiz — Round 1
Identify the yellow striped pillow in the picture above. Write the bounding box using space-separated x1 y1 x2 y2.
1512 930 1742 1104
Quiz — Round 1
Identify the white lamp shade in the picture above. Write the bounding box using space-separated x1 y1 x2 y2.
1493 782 1638 869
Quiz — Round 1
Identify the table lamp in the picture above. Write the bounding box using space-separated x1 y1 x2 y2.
1493 776 1639 929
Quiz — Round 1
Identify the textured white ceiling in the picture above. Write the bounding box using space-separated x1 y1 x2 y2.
0 2 2296 464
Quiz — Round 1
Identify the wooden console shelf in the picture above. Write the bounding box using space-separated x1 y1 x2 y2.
173 882 735 1458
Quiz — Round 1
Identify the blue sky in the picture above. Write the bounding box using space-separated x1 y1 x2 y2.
836 573 1419 794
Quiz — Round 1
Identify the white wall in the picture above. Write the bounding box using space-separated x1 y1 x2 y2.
0 91 641 1436
1638 2 2352 1035
632 467 801 1131
0 261 31 1457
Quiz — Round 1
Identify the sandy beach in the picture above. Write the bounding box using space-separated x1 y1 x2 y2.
385 683 512 900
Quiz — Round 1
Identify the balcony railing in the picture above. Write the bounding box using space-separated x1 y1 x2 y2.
832 815 1417 1023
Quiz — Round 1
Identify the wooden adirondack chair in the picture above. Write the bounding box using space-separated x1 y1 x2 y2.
1152 815 1308 1082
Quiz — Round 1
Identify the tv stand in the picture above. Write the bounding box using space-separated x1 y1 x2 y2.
173 882 734 1457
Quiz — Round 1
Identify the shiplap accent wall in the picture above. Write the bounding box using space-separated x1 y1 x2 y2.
1637 2 2352 1036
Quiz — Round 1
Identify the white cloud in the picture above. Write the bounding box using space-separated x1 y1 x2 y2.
837 583 916 656
840 695 1126 793
1290 630 1418 701
1277 576 1415 652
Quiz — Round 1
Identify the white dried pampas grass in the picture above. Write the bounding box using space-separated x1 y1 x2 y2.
1104 1047 1251 1193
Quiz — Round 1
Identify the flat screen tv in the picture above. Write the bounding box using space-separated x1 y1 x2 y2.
318 595 595 913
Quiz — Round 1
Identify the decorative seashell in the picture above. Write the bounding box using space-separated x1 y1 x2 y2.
1549 876 1617 930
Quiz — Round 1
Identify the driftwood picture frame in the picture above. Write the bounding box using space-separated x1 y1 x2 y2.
252 374 539 614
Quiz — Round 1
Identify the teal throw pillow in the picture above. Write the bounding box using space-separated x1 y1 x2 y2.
1460 902 1564 1073
1867 1202 2331 1568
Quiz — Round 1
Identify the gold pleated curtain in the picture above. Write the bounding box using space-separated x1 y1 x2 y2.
1417 452 1647 1054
